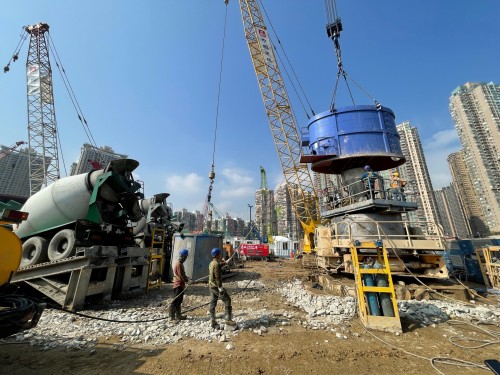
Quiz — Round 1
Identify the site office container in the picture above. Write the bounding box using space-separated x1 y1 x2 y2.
170 234 223 282
239 243 269 260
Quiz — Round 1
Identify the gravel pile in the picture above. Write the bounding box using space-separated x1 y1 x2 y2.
398 299 500 325
6 278 499 351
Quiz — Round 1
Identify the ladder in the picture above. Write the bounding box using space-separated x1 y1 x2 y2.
350 240 402 333
476 246 500 289
146 226 166 293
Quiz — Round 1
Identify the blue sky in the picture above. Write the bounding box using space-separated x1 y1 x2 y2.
1 1 499 220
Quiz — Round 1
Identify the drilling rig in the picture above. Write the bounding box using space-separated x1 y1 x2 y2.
235 0 447 280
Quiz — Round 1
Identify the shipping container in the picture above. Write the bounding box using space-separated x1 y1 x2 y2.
170 234 223 282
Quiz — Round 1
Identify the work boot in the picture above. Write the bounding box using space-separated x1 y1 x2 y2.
225 306 236 326
176 306 187 321
210 310 219 329
169 305 177 321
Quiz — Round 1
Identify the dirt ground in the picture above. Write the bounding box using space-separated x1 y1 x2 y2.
1 259 499 375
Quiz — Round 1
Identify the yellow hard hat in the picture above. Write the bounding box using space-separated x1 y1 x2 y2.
393 171 399 176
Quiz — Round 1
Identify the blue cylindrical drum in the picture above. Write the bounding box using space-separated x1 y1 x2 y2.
301 105 405 174
373 261 395 317
362 264 382 316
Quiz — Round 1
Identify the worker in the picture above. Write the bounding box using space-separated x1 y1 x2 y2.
360 165 379 199
169 248 189 322
390 171 407 201
208 247 236 328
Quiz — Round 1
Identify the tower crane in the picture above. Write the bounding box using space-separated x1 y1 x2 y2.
25 23 60 195
5 22 99 196
0 141 26 160
236 0 320 252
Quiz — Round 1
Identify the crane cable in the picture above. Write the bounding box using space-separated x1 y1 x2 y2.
202 0 230 231
324 0 353 110
2 27 27 74
257 0 315 119
325 0 380 111
46 32 101 170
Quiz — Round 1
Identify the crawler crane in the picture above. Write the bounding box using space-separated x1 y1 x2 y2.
235 0 320 253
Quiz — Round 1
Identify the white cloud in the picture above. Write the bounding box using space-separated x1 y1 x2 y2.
164 173 205 212
162 167 258 219
425 129 459 149
214 166 256 219
220 167 253 186
422 128 461 189
165 173 204 195
219 185 254 199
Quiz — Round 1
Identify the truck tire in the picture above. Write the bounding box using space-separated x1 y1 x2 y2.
48 229 76 261
21 237 49 267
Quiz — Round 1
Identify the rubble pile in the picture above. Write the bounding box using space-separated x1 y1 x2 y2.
6 278 500 351
278 279 357 322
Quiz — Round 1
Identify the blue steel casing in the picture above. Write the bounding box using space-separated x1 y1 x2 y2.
300 105 405 174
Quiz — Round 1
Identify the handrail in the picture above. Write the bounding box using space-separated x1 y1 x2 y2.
322 218 445 250
320 176 419 208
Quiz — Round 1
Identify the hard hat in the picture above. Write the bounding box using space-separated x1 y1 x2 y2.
393 171 399 177
179 248 189 257
211 247 221 257
364 165 371 171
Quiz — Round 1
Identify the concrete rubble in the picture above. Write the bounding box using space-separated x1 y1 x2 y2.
6 278 500 351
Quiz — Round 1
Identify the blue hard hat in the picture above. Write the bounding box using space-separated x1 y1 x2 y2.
179 248 189 257
364 165 371 171
211 247 221 257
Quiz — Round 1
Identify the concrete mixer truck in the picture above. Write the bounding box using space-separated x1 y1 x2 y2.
15 159 144 267
133 193 185 281
134 193 184 249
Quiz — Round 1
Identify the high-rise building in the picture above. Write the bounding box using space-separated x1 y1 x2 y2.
274 182 302 240
0 145 47 199
173 208 201 232
449 82 500 235
254 187 277 240
434 184 471 238
447 151 486 237
396 122 442 229
312 172 340 213
71 143 127 175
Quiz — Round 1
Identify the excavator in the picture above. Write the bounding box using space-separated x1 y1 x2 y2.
0 206 45 338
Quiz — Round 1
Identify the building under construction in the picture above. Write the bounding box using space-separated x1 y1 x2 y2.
70 143 127 175
0 145 47 199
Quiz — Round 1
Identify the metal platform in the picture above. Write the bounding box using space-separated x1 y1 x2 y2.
315 220 448 279
322 197 418 218
12 245 149 311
